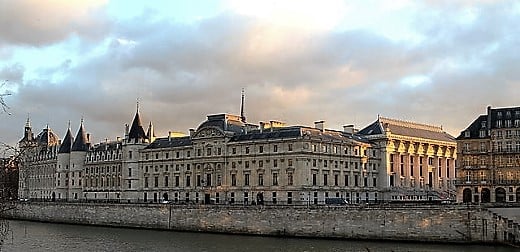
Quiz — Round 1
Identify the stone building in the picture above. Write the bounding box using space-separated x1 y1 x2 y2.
18 104 457 205
358 116 457 202
456 106 520 203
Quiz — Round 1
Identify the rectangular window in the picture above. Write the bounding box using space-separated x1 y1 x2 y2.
154 177 159 187
274 159 278 167
206 174 212 186
244 174 250 186
323 174 328 186
288 144 293 151
231 174 237 186
312 174 317 186
287 192 292 204
288 159 293 167
272 192 277 204
186 175 191 187
334 174 339 186
175 176 179 187
197 175 201 187
245 147 250 154
273 173 278 186
259 146 264 153
273 145 278 152
345 175 349 186
144 177 149 188
287 173 293 186
164 176 169 187
258 174 264 186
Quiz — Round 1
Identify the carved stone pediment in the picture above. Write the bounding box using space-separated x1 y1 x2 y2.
193 127 224 138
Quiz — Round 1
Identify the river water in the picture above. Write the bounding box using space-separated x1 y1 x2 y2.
1 220 517 252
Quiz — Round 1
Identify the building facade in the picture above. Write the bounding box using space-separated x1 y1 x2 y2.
358 117 457 202
456 106 520 203
18 108 456 205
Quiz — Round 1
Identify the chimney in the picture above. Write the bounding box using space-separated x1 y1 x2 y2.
189 128 195 137
487 105 492 130
343 125 355 134
314 120 325 131
124 124 129 139
168 131 172 141
86 133 91 143
259 122 265 133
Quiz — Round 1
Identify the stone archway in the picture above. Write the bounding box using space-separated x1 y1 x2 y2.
481 188 491 203
462 188 472 203
495 187 506 203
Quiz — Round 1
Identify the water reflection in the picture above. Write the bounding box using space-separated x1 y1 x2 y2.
2 220 516 252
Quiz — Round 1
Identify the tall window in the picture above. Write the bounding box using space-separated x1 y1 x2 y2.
258 174 264 186
164 176 169 187
287 173 293 186
244 174 250 186
231 174 237 186
273 173 278 186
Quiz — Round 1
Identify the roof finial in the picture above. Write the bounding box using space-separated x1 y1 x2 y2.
240 88 246 123
25 114 31 127
136 98 140 112
80 116 84 125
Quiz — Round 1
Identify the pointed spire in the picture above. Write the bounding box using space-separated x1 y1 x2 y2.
25 114 31 128
147 121 155 143
58 122 75 153
128 101 147 143
240 88 246 123
20 115 34 143
72 119 89 151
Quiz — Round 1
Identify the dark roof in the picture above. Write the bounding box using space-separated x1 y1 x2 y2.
457 106 520 139
196 114 244 134
58 128 74 153
71 123 89 151
35 127 59 146
128 109 147 141
456 115 487 140
145 136 192 149
359 117 455 143
230 127 302 141
90 141 122 152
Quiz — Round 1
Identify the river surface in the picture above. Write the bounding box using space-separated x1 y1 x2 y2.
1 220 517 252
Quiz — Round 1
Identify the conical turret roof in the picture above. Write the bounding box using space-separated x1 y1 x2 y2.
128 106 146 142
58 124 74 153
71 120 89 151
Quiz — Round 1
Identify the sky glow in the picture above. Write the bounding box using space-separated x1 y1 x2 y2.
1 0 519 146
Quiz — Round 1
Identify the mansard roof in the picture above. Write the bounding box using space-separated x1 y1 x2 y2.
90 140 122 152
457 106 520 140
58 127 74 153
358 117 455 143
144 136 192 149
128 109 147 141
230 127 302 141
71 122 89 151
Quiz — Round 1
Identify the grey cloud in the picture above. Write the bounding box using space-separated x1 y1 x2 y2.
3 2 520 146
0 0 110 46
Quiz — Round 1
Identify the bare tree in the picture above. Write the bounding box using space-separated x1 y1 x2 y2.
0 80 11 115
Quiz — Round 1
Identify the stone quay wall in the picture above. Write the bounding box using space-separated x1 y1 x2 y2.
3 202 517 244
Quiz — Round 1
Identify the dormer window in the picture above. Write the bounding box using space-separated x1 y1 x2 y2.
465 131 470 137
498 111 502 118
481 121 486 128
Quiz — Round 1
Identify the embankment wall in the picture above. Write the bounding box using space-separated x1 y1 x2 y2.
3 203 517 244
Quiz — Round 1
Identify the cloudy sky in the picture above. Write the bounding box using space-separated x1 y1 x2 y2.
1 0 519 146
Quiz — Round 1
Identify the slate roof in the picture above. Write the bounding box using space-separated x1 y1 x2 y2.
35 127 59 146
457 106 520 140
230 127 302 141
90 141 122 152
128 109 147 141
145 136 192 149
359 117 455 143
71 122 89 151
196 114 244 134
58 128 74 153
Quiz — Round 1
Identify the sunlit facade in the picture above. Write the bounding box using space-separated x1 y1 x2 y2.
18 108 457 205
456 106 520 204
